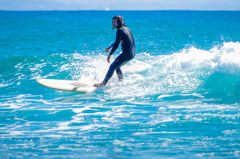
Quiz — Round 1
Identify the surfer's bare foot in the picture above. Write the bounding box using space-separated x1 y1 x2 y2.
93 83 105 87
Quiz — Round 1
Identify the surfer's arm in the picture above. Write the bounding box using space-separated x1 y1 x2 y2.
105 46 112 53
109 30 123 55
105 43 115 53
111 43 115 47
107 54 111 63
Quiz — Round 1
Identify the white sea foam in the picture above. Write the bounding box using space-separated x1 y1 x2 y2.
0 83 11 88
21 42 240 100
99 42 240 99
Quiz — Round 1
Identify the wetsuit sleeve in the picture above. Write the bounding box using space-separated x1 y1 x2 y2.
109 30 123 55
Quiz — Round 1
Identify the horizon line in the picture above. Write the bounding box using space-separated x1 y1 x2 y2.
0 9 240 12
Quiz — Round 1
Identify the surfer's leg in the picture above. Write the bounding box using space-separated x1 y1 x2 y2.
102 54 129 85
116 68 123 81
94 53 133 87
102 62 118 85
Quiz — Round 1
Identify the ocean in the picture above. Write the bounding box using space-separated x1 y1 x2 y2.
0 11 240 158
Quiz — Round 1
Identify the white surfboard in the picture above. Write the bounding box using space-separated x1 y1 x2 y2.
37 79 96 93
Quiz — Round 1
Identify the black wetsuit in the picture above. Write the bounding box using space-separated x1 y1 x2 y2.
102 26 136 85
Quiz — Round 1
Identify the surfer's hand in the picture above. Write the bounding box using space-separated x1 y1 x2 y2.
107 54 111 63
105 47 111 53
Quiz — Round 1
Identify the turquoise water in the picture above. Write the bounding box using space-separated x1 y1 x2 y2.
1 11 240 158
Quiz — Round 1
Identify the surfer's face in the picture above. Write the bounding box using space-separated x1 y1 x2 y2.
112 18 118 29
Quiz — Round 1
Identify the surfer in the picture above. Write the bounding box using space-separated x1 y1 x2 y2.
94 15 136 87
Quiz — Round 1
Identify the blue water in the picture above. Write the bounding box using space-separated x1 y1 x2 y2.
1 11 240 158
